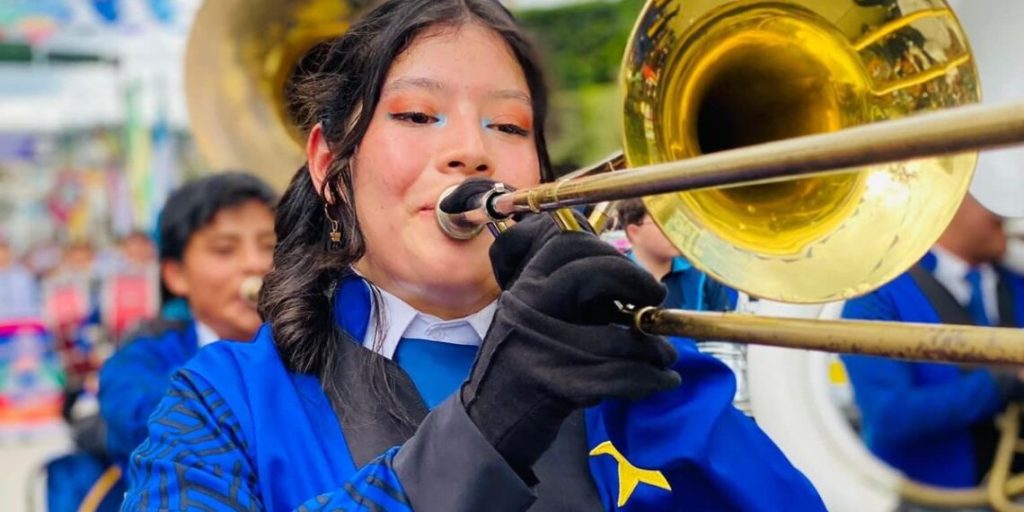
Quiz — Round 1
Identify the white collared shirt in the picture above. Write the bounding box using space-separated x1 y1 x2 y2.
362 283 497 359
931 245 999 324
195 321 221 348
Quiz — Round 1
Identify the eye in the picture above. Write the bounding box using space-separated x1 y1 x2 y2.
389 111 440 125
210 245 235 257
488 123 530 137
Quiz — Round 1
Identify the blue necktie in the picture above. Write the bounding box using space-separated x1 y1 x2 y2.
393 338 478 409
965 268 990 326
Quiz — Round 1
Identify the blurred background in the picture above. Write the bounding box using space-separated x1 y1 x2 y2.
0 0 640 509
0 0 638 254
3 1 1024 511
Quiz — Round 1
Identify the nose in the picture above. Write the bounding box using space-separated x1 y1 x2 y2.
241 242 273 276
438 117 492 175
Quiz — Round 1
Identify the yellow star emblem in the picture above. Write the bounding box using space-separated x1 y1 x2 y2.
589 440 672 507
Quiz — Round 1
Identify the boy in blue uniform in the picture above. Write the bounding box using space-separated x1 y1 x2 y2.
94 173 276 503
842 195 1024 489
615 198 736 312
124 2 824 510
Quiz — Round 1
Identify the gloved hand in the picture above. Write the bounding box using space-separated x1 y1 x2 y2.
461 213 681 481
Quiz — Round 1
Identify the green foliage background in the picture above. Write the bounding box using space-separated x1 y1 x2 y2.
517 0 646 173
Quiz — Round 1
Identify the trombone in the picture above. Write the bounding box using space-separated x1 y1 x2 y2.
436 102 1024 366
434 0 1024 365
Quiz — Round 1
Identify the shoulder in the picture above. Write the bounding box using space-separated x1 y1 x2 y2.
702 278 736 311
842 270 935 322
122 318 191 344
178 324 296 410
167 324 314 454
106 319 195 367
848 271 921 302
186 324 281 375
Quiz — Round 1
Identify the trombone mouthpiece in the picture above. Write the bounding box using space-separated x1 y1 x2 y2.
436 178 511 240
240 276 263 306
437 186 486 240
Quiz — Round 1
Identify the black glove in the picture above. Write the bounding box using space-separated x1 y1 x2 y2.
461 214 681 481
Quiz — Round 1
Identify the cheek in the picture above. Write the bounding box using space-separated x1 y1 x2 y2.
354 127 433 207
181 256 238 312
492 144 541 189
190 257 235 289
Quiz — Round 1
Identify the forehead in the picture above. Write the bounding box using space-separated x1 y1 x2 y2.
199 200 275 233
385 23 530 98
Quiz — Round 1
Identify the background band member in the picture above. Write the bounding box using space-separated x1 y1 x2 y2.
124 1 824 510
842 195 1024 489
615 197 736 311
97 173 276 498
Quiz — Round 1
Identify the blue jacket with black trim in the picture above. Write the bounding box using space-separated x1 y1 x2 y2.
123 276 823 511
841 253 1024 487
99 320 199 466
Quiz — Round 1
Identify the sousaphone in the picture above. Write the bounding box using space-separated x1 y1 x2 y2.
185 0 370 189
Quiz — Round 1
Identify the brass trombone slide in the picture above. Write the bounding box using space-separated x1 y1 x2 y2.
635 308 1024 365
439 101 1024 237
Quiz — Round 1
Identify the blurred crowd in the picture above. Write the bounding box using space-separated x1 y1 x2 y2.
0 232 160 424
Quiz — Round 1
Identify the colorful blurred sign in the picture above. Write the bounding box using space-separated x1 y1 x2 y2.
0 320 64 428
0 0 182 43
101 268 158 341
42 275 91 329
0 1 70 43
0 134 37 162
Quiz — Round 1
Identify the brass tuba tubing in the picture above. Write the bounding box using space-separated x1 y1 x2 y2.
636 308 1024 365
440 101 1024 228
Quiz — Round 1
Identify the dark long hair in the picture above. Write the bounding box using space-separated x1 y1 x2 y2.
259 0 552 425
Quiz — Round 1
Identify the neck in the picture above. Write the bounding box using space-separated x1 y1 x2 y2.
936 239 983 268
401 288 495 320
353 262 497 320
631 247 673 280
195 317 247 343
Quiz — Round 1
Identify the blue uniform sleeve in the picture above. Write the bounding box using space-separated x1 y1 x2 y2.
587 337 825 511
123 369 413 511
840 354 1003 450
99 339 179 464
841 293 1004 450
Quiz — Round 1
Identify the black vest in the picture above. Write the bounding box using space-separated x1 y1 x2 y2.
325 333 602 510
907 264 1019 482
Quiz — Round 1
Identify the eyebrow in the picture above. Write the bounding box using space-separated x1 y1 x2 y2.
384 76 445 94
383 76 532 105
486 88 532 105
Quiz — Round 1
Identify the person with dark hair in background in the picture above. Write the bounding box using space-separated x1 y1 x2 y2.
842 195 1024 492
82 172 276 509
615 198 736 312
124 1 824 510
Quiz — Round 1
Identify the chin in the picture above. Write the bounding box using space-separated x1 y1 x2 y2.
422 259 491 287
229 313 263 340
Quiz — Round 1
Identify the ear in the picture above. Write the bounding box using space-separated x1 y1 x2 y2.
306 122 335 201
161 260 190 298
624 223 641 242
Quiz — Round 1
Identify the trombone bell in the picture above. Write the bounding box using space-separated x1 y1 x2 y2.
624 0 979 302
